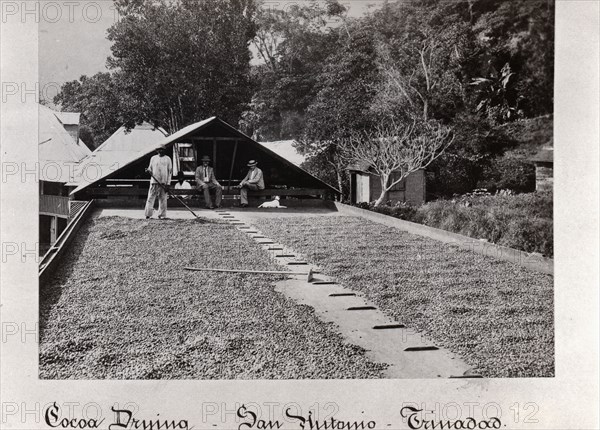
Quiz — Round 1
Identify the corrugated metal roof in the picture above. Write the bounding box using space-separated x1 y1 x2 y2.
39 105 91 183
54 111 81 125
258 140 305 167
67 123 168 189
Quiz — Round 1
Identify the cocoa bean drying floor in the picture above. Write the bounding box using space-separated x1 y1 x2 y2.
39 215 386 379
252 216 554 378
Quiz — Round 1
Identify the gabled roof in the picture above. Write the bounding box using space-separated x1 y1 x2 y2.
67 122 168 189
39 104 91 183
258 140 305 167
70 117 339 195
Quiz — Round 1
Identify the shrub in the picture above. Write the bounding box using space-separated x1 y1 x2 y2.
479 151 536 193
427 115 551 197
353 192 553 257
356 201 417 221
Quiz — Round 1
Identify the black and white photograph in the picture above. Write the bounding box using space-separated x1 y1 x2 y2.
1 0 598 428
36 0 555 380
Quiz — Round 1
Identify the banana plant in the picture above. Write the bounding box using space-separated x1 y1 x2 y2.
470 62 522 124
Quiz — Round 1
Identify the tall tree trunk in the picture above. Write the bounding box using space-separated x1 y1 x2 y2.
374 174 389 207
336 168 344 202
374 189 388 207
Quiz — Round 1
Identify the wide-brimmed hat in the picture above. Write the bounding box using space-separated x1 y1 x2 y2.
247 160 258 167
200 155 211 162
156 144 167 151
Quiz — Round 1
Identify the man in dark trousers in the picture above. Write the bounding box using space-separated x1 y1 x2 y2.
238 160 264 208
195 155 222 209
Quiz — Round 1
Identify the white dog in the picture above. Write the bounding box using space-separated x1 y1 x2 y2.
258 196 287 209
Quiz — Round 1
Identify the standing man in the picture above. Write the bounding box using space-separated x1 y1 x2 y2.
195 155 222 209
238 160 264 208
144 144 172 219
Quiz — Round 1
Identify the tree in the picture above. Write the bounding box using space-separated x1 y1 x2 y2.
299 24 380 197
243 2 343 140
342 120 454 206
107 0 258 133
366 1 475 123
53 72 123 149
470 62 521 124
470 0 554 118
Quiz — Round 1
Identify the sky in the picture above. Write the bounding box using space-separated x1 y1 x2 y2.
39 1 118 102
39 0 383 104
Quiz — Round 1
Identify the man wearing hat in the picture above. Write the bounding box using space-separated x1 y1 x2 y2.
238 160 264 207
144 144 172 219
195 155 222 209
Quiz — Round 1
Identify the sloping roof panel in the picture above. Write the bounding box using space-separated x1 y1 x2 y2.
67 122 168 188
258 140 305 167
38 105 91 183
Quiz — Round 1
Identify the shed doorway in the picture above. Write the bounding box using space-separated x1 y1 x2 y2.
356 173 370 203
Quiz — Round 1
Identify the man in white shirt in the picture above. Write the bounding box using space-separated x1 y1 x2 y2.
194 155 222 209
238 160 264 208
144 145 172 219
174 171 192 199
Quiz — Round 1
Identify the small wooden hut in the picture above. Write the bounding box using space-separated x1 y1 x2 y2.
531 146 553 192
347 161 426 205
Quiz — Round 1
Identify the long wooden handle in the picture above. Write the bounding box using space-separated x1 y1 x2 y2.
149 171 200 218
184 266 307 275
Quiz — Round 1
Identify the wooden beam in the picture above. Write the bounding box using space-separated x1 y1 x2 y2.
39 212 69 219
189 136 240 141
246 188 326 197
85 187 328 198
228 139 238 191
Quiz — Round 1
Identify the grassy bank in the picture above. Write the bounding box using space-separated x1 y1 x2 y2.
252 216 554 378
357 192 553 257
40 215 385 379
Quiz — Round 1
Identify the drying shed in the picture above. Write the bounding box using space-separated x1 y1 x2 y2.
39 104 91 183
70 117 339 204
38 104 91 251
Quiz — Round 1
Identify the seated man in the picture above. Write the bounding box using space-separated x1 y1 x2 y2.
238 159 264 208
195 155 222 209
173 171 192 199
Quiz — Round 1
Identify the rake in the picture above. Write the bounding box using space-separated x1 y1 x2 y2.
184 266 314 282
147 170 205 222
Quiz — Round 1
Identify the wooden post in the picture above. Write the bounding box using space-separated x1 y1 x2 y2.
50 216 57 244
212 138 217 176
228 139 238 191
